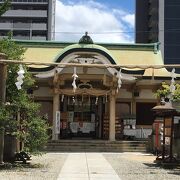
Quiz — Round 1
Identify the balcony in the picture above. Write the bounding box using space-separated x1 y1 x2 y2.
13 35 30 40
0 22 47 31
2 10 47 18
13 23 31 29
31 36 46 40
32 23 47 30
0 23 12 30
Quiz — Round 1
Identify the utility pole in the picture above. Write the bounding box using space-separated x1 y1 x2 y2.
0 53 7 165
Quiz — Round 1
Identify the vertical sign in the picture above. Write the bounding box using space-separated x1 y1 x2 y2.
55 111 60 134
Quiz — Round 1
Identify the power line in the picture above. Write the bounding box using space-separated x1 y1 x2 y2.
50 29 180 34
2 29 180 35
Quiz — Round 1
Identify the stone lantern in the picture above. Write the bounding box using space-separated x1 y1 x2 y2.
152 101 177 164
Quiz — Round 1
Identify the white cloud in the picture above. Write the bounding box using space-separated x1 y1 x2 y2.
55 0 134 43
122 14 135 28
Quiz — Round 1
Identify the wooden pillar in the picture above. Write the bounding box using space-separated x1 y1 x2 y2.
109 91 116 141
52 93 60 140
98 97 103 138
131 91 136 114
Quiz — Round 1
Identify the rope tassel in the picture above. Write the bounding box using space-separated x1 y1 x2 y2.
72 67 78 93
170 68 177 95
116 69 122 93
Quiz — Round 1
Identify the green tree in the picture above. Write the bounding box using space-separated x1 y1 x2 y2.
0 0 11 165
0 0 11 16
0 37 49 153
156 82 180 101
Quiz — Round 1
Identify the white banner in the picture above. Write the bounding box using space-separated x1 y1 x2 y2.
55 111 60 134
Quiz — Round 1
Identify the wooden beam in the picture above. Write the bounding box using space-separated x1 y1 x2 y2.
0 59 180 69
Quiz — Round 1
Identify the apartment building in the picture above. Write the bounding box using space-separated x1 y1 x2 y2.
136 0 180 68
0 0 56 40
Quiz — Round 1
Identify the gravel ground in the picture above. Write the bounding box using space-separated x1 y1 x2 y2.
0 153 67 180
104 152 180 180
0 152 179 180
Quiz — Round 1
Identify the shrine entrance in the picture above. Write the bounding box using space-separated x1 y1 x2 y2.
60 95 104 139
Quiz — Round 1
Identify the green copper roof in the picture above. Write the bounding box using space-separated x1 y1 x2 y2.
13 39 160 52
53 43 116 63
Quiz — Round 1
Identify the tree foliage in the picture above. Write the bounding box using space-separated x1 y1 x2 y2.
0 0 11 16
0 37 49 152
156 82 180 101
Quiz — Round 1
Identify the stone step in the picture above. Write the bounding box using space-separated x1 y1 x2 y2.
45 140 147 152
46 144 147 148
48 140 147 144
46 146 146 150
47 142 146 146
45 147 147 152
47 143 147 147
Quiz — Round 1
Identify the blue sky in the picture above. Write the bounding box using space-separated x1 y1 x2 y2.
94 0 135 12
55 0 135 43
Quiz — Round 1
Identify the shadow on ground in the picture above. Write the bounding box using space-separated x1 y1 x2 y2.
143 162 180 176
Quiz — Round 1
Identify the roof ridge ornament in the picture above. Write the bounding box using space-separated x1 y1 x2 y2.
153 42 160 54
79 32 94 44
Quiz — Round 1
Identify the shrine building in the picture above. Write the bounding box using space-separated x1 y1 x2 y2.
16 34 179 141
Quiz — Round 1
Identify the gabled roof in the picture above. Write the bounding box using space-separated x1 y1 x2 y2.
13 39 174 78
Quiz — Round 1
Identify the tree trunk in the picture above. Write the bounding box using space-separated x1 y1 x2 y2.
0 53 7 164
0 128 5 164
0 53 7 104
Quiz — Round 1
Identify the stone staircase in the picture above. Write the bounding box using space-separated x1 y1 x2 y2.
45 140 148 152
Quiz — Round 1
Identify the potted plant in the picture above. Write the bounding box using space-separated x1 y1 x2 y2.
156 82 180 112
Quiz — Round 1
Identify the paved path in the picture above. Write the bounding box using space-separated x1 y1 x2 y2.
57 153 121 180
